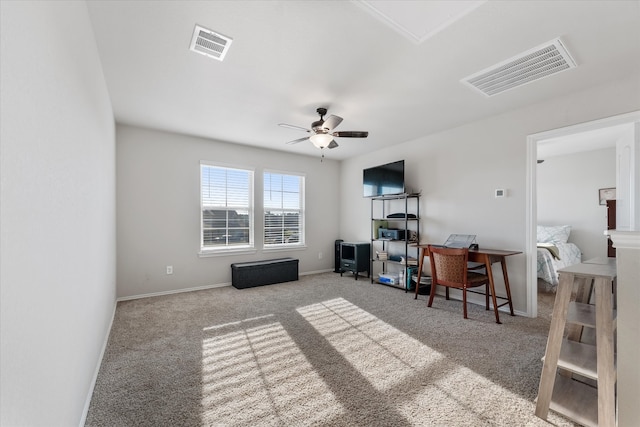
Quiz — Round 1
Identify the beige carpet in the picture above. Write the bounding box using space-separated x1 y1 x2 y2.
86 272 576 426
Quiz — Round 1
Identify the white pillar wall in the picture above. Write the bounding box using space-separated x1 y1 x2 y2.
610 230 640 426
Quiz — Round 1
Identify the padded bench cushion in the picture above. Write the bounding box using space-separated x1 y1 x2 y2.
231 257 299 289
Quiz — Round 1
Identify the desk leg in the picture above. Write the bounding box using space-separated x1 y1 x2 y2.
415 248 425 300
498 257 515 316
483 254 501 324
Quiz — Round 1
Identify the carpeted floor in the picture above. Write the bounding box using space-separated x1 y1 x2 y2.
86 272 576 426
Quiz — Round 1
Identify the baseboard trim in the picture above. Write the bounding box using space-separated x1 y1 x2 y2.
117 282 232 302
300 268 334 275
117 269 336 302
79 300 117 427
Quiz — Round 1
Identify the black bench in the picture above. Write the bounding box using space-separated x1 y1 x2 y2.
230 257 299 289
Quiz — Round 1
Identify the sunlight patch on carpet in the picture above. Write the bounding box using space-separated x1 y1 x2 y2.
297 297 445 391
398 363 527 425
201 316 345 425
296 297 561 425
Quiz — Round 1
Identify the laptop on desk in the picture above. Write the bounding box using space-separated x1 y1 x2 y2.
440 234 477 249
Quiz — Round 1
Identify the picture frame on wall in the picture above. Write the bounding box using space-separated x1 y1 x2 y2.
599 187 616 205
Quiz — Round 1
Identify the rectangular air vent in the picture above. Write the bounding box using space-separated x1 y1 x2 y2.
189 25 232 61
462 38 576 97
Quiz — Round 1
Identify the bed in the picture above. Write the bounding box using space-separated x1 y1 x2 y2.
536 225 582 288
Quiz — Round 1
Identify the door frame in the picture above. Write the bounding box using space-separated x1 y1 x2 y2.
526 110 640 317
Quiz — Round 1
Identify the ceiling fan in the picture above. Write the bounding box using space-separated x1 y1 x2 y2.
278 107 368 150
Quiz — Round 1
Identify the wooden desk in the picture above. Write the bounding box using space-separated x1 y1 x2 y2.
413 245 521 324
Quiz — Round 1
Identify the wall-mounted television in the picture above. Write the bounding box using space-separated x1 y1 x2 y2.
363 160 405 198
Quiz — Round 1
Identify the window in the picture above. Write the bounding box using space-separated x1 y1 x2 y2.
264 171 304 247
201 163 253 252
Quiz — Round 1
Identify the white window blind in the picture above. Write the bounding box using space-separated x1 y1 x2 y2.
201 164 253 251
264 172 304 247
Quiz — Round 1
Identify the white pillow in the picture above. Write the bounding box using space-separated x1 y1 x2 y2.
537 225 571 244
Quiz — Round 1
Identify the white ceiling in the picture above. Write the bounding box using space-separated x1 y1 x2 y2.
354 0 487 44
85 1 640 160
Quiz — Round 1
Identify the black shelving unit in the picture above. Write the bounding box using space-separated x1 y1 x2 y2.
370 193 420 291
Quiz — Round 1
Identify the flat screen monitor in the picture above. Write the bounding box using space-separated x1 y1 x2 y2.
363 160 405 197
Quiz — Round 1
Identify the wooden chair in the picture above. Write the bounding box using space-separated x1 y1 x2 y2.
427 245 490 319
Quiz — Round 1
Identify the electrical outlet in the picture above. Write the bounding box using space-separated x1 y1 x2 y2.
318 252 323 259
166 265 173 275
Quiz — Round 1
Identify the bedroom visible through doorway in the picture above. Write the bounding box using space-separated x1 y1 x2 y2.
526 111 640 318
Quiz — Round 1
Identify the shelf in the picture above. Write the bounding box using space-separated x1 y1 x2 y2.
548 374 598 427
542 339 599 380
372 261 418 270
558 340 599 380
536 264 617 427
371 217 419 221
372 238 419 243
374 280 412 291
370 193 421 201
370 192 420 290
567 301 617 329
373 259 401 265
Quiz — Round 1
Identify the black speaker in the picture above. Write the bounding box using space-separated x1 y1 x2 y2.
334 239 343 273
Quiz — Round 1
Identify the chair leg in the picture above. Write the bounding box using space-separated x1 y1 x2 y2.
428 283 436 307
485 283 490 310
463 286 468 319
445 287 450 300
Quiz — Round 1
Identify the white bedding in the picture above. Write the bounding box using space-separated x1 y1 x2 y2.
536 242 582 287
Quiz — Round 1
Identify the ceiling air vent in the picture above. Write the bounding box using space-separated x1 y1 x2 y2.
462 38 576 97
189 25 232 61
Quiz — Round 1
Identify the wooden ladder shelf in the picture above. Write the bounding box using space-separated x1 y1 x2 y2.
535 258 617 427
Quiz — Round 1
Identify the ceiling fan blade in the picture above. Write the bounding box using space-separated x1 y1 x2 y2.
332 131 368 138
285 136 310 145
279 123 311 133
327 140 339 149
322 115 343 131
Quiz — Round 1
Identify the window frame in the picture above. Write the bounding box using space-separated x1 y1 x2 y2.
263 170 305 249
199 161 255 255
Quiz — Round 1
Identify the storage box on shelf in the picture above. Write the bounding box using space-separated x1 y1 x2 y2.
369 193 420 291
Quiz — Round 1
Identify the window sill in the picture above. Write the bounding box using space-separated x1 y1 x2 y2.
263 245 307 253
198 248 258 258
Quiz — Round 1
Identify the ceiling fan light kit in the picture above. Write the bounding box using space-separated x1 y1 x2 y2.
309 133 334 149
279 107 369 154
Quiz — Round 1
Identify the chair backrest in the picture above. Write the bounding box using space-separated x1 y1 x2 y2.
428 245 469 286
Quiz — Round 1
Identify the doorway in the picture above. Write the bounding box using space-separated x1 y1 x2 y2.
525 111 640 318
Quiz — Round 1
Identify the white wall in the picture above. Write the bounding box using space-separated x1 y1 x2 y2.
0 2 116 426
116 124 341 298
537 148 616 261
616 124 640 231
340 76 640 314
610 230 640 426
